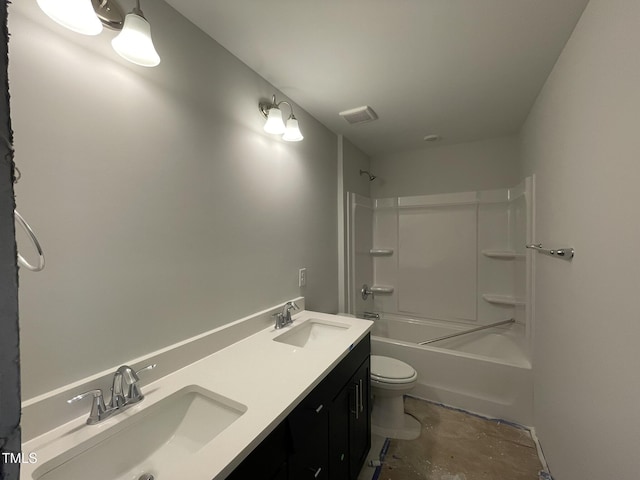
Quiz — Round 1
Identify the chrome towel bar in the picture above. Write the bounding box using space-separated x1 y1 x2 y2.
15 210 45 272
419 318 515 346
526 243 574 260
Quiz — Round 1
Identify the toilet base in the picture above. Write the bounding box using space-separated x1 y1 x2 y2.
372 412 421 440
371 394 421 440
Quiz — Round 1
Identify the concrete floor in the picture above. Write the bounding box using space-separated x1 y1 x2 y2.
359 397 546 480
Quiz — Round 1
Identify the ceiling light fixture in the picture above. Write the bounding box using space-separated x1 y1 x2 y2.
37 0 160 67
259 95 304 142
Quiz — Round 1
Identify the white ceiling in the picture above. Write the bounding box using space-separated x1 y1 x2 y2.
164 0 589 156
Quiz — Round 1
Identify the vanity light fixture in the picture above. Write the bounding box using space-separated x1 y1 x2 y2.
111 1 160 67
259 95 304 142
36 0 104 35
37 0 160 67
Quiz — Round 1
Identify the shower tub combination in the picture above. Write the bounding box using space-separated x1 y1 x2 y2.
370 313 532 426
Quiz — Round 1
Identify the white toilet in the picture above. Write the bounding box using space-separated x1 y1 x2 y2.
370 355 421 440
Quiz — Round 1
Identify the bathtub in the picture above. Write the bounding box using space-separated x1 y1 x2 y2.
369 313 533 425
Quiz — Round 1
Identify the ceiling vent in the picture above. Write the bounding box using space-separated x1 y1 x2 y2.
339 106 378 125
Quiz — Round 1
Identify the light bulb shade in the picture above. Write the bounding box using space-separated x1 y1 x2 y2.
263 107 286 134
36 0 103 35
111 13 161 67
282 117 304 142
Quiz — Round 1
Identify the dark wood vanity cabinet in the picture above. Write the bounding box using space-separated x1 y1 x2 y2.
288 378 330 480
288 333 371 480
225 421 289 480
347 359 371 479
328 354 371 480
227 334 371 480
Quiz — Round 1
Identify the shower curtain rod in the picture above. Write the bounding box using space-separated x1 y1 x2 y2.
418 318 515 346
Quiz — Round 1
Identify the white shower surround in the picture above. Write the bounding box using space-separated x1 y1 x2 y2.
347 178 534 425
368 180 531 328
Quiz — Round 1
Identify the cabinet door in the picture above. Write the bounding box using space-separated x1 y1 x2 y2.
288 382 329 480
329 383 351 480
226 422 289 480
349 358 371 479
330 357 372 480
272 462 289 480
288 407 328 479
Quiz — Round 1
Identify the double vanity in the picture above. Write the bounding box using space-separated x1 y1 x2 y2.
20 304 373 480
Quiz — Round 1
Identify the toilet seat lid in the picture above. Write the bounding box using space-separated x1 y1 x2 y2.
371 355 416 382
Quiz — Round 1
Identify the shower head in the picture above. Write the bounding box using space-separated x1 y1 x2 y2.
359 170 377 181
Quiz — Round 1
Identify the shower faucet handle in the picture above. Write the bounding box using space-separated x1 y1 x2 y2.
361 284 373 300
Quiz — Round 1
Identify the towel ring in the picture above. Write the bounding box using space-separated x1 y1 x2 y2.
15 210 45 272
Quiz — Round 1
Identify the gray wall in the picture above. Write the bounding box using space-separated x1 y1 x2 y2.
10 0 339 400
342 139 372 199
370 136 521 198
338 137 370 311
0 1 21 478
521 0 640 478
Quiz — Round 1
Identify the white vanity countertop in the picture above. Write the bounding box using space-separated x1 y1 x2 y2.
21 310 373 480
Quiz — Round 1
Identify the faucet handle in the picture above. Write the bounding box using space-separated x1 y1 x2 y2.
115 363 156 385
285 301 300 311
135 363 157 377
68 389 112 425
125 363 156 404
68 389 103 404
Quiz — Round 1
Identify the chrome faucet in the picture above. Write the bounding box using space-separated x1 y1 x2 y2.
69 363 156 425
110 364 155 408
110 367 127 409
273 301 300 329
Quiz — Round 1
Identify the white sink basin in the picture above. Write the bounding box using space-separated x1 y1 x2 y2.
274 318 351 348
33 386 246 480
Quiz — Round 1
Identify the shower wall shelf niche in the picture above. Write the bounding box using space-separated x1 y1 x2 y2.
482 294 525 306
481 250 525 259
370 249 394 256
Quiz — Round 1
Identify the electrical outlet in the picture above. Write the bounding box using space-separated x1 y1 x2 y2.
298 268 307 287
